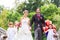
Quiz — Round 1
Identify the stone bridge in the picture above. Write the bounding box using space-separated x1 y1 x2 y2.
0 27 7 40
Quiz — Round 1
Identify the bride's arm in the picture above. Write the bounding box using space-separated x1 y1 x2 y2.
28 18 32 30
19 17 23 27
28 19 30 25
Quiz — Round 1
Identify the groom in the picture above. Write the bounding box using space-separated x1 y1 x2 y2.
30 8 45 40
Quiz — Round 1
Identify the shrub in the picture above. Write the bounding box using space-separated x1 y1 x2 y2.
41 3 57 20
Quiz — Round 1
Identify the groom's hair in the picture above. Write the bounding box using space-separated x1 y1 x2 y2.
36 8 40 11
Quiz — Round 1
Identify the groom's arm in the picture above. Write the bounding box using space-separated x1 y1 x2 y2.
41 14 46 27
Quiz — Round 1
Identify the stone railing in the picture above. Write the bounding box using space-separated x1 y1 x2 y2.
0 27 7 40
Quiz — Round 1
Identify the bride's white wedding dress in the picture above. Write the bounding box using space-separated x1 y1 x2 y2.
14 18 33 40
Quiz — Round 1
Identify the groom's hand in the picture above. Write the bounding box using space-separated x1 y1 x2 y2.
43 27 45 32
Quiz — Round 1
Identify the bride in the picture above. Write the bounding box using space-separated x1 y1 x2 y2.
14 10 33 40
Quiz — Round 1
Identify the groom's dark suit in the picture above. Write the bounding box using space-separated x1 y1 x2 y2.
31 14 45 40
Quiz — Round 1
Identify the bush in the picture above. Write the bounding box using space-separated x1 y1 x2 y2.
52 14 60 30
56 7 60 15
41 3 57 20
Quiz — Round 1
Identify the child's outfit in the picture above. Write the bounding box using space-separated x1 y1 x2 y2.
6 27 17 40
47 29 56 40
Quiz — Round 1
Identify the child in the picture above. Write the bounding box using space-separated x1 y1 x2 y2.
43 20 52 37
6 22 17 40
45 24 57 40
14 21 20 29
43 20 56 37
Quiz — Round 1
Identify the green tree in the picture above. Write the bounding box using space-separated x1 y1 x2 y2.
16 0 44 13
41 3 57 20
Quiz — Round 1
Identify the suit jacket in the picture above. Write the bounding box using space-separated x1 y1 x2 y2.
30 14 45 30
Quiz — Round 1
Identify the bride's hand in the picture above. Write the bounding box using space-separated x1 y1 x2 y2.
29 27 31 31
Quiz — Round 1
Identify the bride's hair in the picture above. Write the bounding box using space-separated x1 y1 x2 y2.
23 10 29 14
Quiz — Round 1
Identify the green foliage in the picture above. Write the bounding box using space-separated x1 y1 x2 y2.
16 3 26 13
0 3 60 31
7 10 22 22
16 0 44 13
56 7 60 15
41 3 57 20
28 12 35 18
53 0 59 7
41 3 60 30
0 9 9 29
0 9 22 29
52 14 60 30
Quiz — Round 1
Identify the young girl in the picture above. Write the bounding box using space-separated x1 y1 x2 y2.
43 20 56 37
14 21 20 29
6 22 17 40
45 24 57 40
